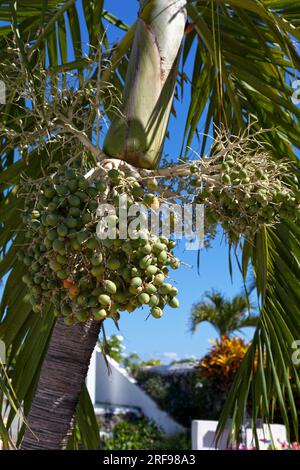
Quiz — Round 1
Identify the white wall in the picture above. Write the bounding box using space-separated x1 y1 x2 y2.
87 348 185 435
192 420 287 450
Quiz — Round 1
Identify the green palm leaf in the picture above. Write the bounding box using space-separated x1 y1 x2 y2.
190 290 257 337
182 0 300 445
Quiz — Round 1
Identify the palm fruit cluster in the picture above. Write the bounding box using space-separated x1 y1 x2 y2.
18 165 180 325
189 152 299 242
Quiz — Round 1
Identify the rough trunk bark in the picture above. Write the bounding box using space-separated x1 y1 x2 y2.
20 317 101 450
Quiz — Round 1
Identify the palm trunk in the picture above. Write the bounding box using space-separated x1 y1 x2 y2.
20 317 101 450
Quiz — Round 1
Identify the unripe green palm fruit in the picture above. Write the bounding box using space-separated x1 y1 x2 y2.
118 292 130 304
143 193 156 206
151 307 163 319
158 251 168 263
141 243 152 254
138 293 150 304
75 191 88 203
91 287 102 297
190 164 198 174
103 280 117 294
82 212 92 224
69 207 81 217
71 238 81 250
49 260 62 272
56 185 69 197
107 257 121 270
22 274 31 285
77 295 88 306
87 187 98 198
153 242 166 254
146 265 158 276
46 214 60 226
67 179 78 192
38 194 49 206
130 277 143 288
61 304 72 317
64 315 74 325
95 180 107 193
88 200 98 211
91 265 105 277
222 174 231 185
31 261 40 272
57 224 68 237
147 178 159 190
66 216 78 228
131 267 141 277
76 311 90 322
108 168 121 181
88 297 99 308
159 283 173 294
77 231 89 244
101 238 114 248
170 259 180 269
57 269 68 280
93 309 107 321
31 286 42 296
77 177 89 190
44 238 53 249
139 255 152 269
98 294 111 306
169 286 178 297
169 297 180 308
56 254 68 265
87 237 100 250
153 273 165 285
221 162 230 172
44 187 56 199
33 274 43 284
149 295 159 307
91 253 103 266
53 238 65 253
131 186 144 198
122 268 131 281
145 284 157 294
23 256 32 266
168 240 176 250
31 210 40 220
68 195 81 207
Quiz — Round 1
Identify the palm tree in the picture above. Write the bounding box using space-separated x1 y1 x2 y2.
190 290 257 338
0 0 299 449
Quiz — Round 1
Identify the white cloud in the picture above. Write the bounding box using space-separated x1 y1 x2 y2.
162 352 179 361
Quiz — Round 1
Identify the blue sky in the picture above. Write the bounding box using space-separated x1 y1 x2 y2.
100 1 255 361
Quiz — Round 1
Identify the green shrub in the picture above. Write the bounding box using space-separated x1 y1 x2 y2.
101 418 190 450
136 370 205 427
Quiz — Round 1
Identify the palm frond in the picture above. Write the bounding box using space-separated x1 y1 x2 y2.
183 0 300 443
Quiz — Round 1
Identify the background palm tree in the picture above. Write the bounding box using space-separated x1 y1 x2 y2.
0 0 299 449
190 290 257 338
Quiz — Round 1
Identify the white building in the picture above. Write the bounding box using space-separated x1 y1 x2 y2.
86 347 186 435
